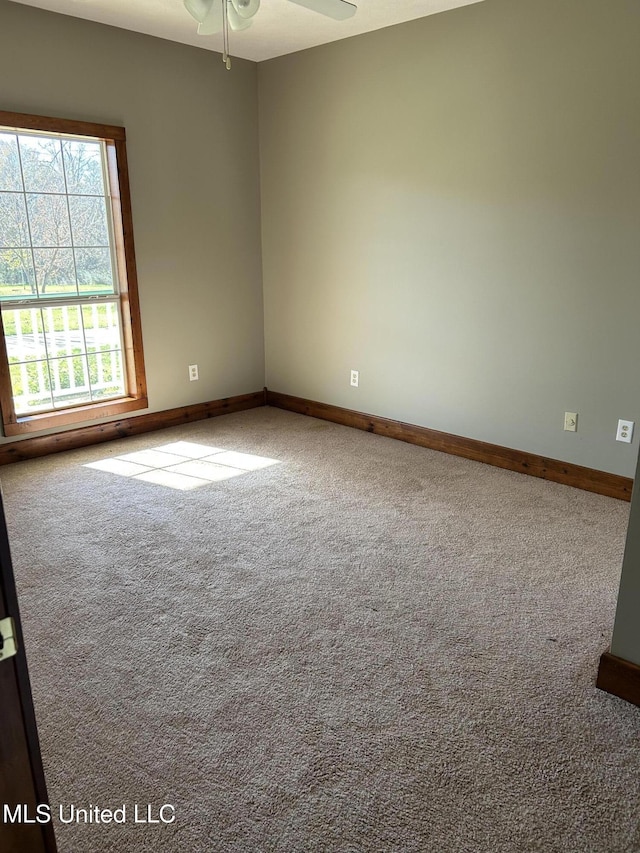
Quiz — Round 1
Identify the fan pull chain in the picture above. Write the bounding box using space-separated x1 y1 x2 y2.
222 0 232 69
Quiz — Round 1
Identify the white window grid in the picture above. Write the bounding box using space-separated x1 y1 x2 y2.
4 300 125 412
0 128 127 414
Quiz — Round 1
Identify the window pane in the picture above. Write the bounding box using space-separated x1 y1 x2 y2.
68 195 109 247
81 301 121 353
2 308 47 361
10 359 52 415
5 301 126 415
0 134 22 192
89 350 125 399
42 305 84 357
0 121 146 432
62 140 103 196
26 193 71 247
0 192 30 248
19 136 65 194
49 355 92 408
33 248 78 298
76 247 114 295
0 249 36 299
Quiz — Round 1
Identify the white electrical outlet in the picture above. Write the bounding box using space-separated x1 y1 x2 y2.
189 364 199 381
564 412 578 432
350 369 359 388
616 419 634 443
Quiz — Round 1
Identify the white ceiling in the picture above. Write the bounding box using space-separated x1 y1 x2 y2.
8 0 485 62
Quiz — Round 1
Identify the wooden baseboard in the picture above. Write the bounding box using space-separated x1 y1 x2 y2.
266 390 633 502
597 652 640 707
2 387 633 502
0 391 265 466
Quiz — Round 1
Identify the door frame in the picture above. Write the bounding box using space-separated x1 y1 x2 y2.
0 488 57 852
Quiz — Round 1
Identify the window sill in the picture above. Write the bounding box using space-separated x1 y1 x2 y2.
3 396 149 437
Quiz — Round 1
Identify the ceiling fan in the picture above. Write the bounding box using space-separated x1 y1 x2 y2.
184 0 357 68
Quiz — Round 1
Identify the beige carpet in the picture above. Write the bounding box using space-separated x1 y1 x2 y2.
1 406 638 853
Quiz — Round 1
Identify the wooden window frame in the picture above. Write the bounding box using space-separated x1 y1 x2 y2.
0 111 147 437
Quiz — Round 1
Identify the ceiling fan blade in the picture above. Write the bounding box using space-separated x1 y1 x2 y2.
227 4 253 31
286 0 356 20
184 0 216 24
197 0 223 34
230 0 260 19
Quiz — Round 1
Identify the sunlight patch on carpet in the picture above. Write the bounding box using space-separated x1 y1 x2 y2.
83 442 280 490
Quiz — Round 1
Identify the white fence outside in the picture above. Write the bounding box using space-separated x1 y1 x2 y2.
5 303 124 412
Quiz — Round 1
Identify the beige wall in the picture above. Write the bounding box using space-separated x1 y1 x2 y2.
258 0 640 477
0 0 264 442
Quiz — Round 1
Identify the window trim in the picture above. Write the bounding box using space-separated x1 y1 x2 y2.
0 111 147 436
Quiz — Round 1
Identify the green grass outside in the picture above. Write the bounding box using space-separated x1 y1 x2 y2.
0 281 113 298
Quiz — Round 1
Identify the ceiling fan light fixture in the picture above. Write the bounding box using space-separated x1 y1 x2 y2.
185 0 357 73
287 0 357 21
184 0 216 24
230 0 260 19
196 0 223 34
227 4 253 31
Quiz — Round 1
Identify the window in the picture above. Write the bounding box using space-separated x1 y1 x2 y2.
0 112 147 436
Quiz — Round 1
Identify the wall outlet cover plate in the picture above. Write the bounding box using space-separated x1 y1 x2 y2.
616 419 634 443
